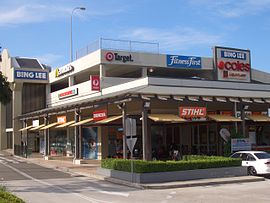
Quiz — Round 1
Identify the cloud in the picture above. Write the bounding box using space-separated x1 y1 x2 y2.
189 0 270 18
0 1 125 27
120 27 222 52
0 4 70 26
34 53 64 68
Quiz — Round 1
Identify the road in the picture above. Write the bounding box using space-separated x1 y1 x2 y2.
1 153 270 203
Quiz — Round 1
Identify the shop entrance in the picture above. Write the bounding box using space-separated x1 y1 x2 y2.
191 123 218 155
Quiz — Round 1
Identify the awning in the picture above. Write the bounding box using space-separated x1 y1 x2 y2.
40 122 59 130
247 115 270 122
208 115 242 122
18 125 33 132
148 114 186 122
95 115 122 124
55 121 75 128
69 118 94 127
29 124 45 131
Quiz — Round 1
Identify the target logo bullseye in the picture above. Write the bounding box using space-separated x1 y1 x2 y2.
105 52 114 61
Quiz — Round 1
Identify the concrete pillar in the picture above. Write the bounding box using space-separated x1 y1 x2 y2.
142 67 148 78
44 114 49 156
12 83 23 155
0 103 7 150
142 101 151 161
74 108 81 160
99 64 105 90
122 104 127 159
68 76 75 87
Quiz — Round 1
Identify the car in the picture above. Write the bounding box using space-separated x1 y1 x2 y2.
230 151 270 175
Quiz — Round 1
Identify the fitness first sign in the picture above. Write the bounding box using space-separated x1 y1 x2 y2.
214 47 251 82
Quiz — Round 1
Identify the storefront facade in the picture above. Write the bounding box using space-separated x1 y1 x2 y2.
1 39 270 161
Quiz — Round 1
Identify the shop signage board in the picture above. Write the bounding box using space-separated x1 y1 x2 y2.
231 138 251 152
179 107 206 118
55 64 74 77
58 88 78 99
219 128 230 142
32 120 39 127
214 46 251 82
90 75 100 91
57 116 66 124
14 70 48 81
105 52 134 63
93 109 107 121
127 138 137 152
167 55 201 68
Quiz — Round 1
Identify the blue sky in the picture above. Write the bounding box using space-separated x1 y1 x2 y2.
1 0 270 72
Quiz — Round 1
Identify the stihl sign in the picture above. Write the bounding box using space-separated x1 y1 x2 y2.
93 109 107 121
179 107 207 118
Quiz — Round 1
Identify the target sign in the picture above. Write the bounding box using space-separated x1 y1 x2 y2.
91 75 100 91
105 52 114 61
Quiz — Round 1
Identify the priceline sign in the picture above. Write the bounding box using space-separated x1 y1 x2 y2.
214 47 251 82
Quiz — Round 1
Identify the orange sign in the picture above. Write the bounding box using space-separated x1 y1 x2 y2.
57 116 66 124
179 107 207 118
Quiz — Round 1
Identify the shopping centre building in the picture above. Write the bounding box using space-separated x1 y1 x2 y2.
1 39 270 162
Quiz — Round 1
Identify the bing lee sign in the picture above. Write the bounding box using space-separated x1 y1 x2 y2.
214 47 251 82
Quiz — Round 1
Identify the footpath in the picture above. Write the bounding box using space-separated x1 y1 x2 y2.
3 151 265 189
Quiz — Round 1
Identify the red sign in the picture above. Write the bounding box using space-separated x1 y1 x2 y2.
179 107 207 118
91 75 100 91
57 116 66 124
93 109 107 121
58 88 78 99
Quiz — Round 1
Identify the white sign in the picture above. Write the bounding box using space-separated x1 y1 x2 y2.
231 138 251 152
126 138 137 152
32 120 39 127
214 47 251 82
125 118 136 137
219 128 230 142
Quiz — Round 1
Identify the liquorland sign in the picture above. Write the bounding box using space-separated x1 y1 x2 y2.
214 47 251 82
55 65 74 77
167 55 201 68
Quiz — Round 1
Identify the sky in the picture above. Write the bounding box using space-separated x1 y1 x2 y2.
1 0 270 72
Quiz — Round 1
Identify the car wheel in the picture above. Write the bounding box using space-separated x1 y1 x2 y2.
247 166 257 176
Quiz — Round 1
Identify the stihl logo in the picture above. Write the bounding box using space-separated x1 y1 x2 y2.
179 107 206 118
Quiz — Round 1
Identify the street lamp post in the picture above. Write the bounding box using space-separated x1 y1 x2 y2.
70 7 86 62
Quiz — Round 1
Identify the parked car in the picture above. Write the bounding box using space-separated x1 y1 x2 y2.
230 151 270 175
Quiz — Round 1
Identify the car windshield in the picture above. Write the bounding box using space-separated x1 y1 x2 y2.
254 153 270 159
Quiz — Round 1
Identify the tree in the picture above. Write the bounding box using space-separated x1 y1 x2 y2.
0 71 12 105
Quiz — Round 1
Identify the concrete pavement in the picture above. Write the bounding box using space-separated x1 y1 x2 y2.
2 151 265 189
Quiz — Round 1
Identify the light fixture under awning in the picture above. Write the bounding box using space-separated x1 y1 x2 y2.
208 115 242 122
264 99 270 103
69 118 93 127
40 122 59 130
29 124 45 131
202 97 213 102
55 121 75 128
216 97 227 102
253 98 264 103
241 98 253 103
148 114 186 122
95 115 122 124
18 125 33 132
229 98 240 103
247 115 270 122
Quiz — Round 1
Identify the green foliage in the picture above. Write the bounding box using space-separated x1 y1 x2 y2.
101 156 242 173
0 71 12 105
0 191 25 203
